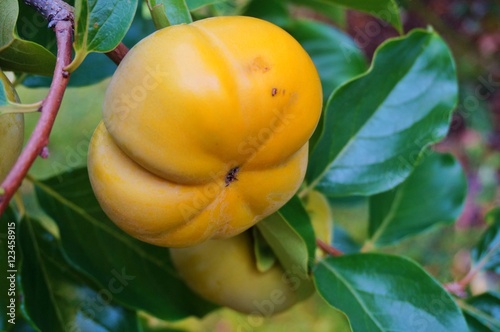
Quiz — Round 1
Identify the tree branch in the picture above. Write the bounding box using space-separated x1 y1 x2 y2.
316 239 343 257
105 42 129 65
0 2 73 216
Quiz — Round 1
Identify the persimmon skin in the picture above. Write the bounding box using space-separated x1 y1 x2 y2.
170 231 314 314
88 16 322 247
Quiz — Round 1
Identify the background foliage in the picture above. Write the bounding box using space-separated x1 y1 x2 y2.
1 0 500 331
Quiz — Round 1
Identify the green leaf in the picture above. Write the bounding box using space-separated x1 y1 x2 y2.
333 226 361 254
286 19 367 151
462 292 500 332
287 19 367 105
243 0 291 28
19 216 140 332
186 0 224 11
152 0 193 26
18 79 106 179
16 1 58 54
305 29 458 197
33 168 217 320
290 0 402 33
0 0 56 76
255 196 316 297
314 254 469 332
23 5 156 88
287 0 346 26
471 208 500 273
252 227 277 273
69 0 138 71
281 195 317 262
366 152 466 248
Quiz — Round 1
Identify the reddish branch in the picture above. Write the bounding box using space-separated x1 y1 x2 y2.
0 19 73 215
0 0 129 216
106 43 129 65
317 239 343 257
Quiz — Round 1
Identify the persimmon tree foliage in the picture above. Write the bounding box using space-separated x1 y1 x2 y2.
0 0 499 331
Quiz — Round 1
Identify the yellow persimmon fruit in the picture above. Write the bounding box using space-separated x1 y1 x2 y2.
170 229 314 314
88 16 322 247
0 71 23 182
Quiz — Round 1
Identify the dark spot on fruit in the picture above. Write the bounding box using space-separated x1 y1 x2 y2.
272 88 277 96
225 167 240 187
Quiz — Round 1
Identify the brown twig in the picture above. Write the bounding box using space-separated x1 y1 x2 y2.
0 2 73 216
316 239 344 257
105 43 129 65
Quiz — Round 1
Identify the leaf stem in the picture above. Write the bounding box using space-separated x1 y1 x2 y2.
0 7 73 216
316 239 343 257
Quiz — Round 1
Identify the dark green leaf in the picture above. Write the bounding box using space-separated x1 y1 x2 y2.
306 29 458 197
34 168 217 320
19 216 139 332
243 0 291 28
153 0 193 25
0 0 56 76
281 195 317 262
16 0 60 54
186 0 224 10
366 152 466 248
333 226 361 254
23 5 155 87
462 292 500 332
288 0 346 26
314 254 469 332
287 19 367 105
70 0 138 71
290 0 402 33
256 196 316 297
471 208 500 273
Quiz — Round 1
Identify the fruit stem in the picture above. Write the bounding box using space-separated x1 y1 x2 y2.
316 239 343 257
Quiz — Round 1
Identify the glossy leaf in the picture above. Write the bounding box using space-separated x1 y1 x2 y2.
282 195 317 261
471 208 500 273
19 216 139 332
34 168 217 320
23 6 155 87
306 29 458 197
256 196 316 284
462 292 500 332
69 0 138 71
289 0 402 33
287 19 367 105
366 152 466 248
333 226 361 254
314 254 469 332
0 0 55 76
153 0 193 25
